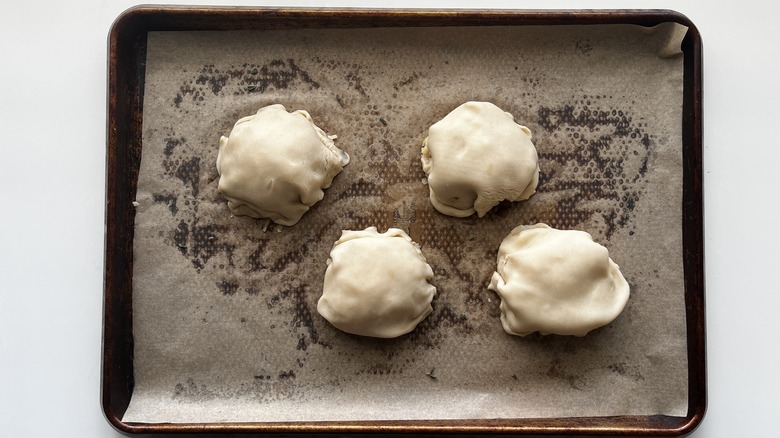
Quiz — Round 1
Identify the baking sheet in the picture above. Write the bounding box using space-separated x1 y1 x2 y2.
124 23 688 423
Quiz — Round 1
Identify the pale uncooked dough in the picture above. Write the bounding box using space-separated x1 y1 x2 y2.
488 224 630 336
421 101 539 218
317 227 436 338
216 104 350 226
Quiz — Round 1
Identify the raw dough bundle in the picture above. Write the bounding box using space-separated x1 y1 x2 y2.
216 104 350 226
421 101 539 217
488 224 630 336
317 227 436 338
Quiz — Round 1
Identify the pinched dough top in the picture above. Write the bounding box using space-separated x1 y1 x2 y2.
216 104 349 226
489 224 630 336
421 101 539 218
318 227 436 338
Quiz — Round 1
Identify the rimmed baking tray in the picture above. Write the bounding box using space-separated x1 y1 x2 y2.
103 6 704 435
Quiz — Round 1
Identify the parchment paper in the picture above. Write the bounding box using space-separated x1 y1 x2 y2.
124 23 688 423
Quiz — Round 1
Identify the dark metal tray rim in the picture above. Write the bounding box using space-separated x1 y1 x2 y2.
103 5 705 436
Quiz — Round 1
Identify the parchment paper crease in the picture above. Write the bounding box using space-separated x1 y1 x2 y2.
124 23 689 423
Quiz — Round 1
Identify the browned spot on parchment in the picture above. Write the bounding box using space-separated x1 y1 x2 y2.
608 362 646 382
152 193 178 216
546 357 586 391
337 179 385 200
173 376 302 403
407 304 472 349
533 97 651 238
266 285 328 352
216 280 239 296
173 219 235 272
173 60 320 108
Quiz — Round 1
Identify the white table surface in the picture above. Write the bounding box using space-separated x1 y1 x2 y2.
1 0 777 436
